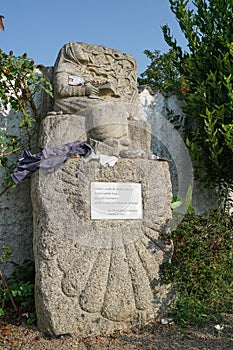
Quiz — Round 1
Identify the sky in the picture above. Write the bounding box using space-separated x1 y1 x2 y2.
0 0 187 75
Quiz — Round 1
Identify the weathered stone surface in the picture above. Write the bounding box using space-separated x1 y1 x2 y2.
31 110 174 336
128 119 151 152
32 155 174 336
0 179 33 275
52 42 138 115
39 114 87 148
0 96 39 275
85 101 129 142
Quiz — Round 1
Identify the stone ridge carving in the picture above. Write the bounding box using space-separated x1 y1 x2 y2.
52 42 138 115
58 160 173 322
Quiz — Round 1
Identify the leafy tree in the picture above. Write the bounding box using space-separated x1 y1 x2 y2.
140 0 233 209
138 49 185 93
0 50 53 195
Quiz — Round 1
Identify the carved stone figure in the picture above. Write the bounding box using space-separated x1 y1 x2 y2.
52 42 150 156
52 42 138 115
31 43 174 337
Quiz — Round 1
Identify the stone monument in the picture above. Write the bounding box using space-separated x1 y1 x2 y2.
31 42 174 336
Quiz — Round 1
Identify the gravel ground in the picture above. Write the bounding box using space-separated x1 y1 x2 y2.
1 313 233 350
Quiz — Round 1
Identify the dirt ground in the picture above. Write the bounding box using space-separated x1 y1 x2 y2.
1 313 233 350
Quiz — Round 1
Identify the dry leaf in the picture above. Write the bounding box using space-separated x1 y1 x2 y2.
0 15 5 31
2 328 9 336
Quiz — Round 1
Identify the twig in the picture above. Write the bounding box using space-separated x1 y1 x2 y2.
0 270 18 314
0 183 15 197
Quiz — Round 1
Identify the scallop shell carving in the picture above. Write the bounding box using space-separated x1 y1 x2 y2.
48 158 174 323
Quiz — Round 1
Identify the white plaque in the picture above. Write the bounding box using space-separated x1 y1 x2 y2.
91 182 143 220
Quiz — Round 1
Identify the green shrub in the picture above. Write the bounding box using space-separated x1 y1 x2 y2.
140 0 233 208
0 50 53 196
0 257 35 324
162 208 233 325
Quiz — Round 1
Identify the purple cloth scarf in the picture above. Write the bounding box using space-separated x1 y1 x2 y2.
11 141 93 184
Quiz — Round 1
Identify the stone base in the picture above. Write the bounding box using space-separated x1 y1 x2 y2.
31 156 174 337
